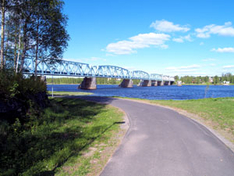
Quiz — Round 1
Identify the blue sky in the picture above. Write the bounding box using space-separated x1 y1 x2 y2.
62 0 234 76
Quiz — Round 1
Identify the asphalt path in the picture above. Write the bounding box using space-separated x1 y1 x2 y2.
76 96 234 176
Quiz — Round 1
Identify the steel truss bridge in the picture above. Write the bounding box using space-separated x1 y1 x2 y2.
23 59 174 82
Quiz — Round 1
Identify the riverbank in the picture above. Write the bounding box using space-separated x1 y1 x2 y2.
1 98 125 175
47 91 93 96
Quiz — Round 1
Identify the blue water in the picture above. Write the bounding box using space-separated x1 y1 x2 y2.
47 84 234 100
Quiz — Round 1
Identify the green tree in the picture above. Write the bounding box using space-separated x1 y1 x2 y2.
213 75 219 85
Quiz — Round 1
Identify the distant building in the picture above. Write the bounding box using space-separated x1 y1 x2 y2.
209 77 213 83
223 81 230 85
177 81 182 86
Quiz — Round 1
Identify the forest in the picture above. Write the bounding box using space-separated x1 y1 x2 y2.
176 73 234 85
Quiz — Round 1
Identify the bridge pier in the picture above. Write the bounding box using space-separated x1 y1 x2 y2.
164 81 170 86
157 81 164 86
138 80 151 87
78 77 97 90
151 80 158 86
119 79 133 88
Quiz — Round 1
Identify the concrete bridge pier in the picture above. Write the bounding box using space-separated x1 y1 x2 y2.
157 81 164 86
164 81 170 86
151 80 158 86
138 80 151 87
119 79 133 88
78 77 97 90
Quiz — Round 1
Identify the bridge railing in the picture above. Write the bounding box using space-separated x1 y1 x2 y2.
150 74 163 81
131 70 150 80
96 65 131 79
23 58 95 77
23 58 175 81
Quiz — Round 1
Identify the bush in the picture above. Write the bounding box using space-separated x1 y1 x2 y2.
0 70 49 175
0 70 48 124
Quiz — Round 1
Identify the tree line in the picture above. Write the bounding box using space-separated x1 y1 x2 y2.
175 73 234 85
0 0 69 74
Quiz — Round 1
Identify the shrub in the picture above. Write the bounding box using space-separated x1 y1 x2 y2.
0 70 48 124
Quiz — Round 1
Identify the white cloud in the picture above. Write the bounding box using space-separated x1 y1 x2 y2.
195 22 234 38
199 42 204 45
166 64 201 73
211 47 234 53
223 65 234 68
172 38 184 43
150 19 190 33
173 34 192 43
106 33 170 55
202 58 216 61
210 63 216 66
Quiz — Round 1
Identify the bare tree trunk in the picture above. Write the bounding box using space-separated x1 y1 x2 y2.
35 19 39 76
13 31 17 71
19 21 27 73
4 24 10 66
0 0 5 69
16 29 21 73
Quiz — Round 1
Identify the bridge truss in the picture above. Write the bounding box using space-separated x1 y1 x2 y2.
23 59 174 82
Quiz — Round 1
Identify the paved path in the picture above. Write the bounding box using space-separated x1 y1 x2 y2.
77 96 234 176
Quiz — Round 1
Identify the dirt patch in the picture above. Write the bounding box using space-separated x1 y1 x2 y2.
83 147 98 158
86 115 129 176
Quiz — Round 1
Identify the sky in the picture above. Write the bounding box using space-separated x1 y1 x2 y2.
62 0 234 76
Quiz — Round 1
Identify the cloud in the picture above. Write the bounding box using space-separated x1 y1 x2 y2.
195 22 234 38
223 65 234 68
200 42 204 45
172 34 192 43
166 64 201 73
210 64 216 66
202 58 216 61
172 38 184 43
211 47 234 53
166 64 201 70
106 33 170 55
150 20 190 33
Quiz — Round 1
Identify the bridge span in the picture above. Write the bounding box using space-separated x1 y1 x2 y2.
23 59 175 89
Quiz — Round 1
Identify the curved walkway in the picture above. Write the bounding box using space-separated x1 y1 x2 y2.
77 96 234 176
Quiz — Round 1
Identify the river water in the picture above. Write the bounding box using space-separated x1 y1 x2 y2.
47 84 234 100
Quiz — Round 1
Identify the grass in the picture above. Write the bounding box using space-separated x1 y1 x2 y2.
0 98 124 176
48 91 93 96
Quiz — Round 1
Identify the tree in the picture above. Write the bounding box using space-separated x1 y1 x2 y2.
30 0 69 75
213 75 219 85
0 0 6 69
0 0 69 73
174 75 179 81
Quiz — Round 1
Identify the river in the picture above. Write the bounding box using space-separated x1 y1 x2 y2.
46 84 234 100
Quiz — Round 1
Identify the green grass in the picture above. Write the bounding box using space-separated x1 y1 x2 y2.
48 91 93 96
0 98 124 175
